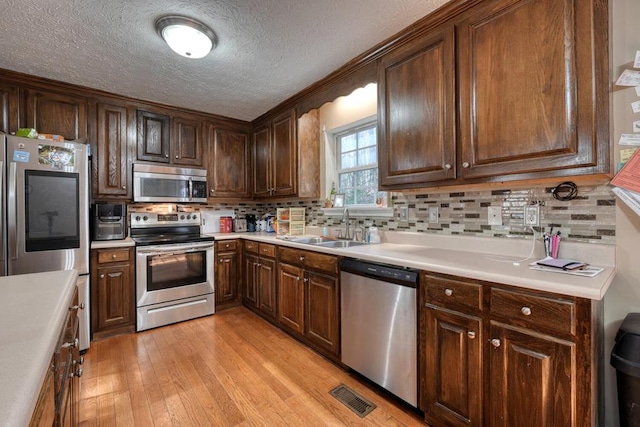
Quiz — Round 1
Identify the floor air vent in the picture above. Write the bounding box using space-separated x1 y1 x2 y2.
329 384 377 418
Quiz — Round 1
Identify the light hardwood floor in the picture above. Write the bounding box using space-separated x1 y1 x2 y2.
79 307 424 426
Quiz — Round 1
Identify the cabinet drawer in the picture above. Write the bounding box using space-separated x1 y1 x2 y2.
279 247 304 266
244 241 259 254
217 240 238 252
303 251 337 275
97 249 130 264
259 243 276 258
490 288 576 336
424 274 483 313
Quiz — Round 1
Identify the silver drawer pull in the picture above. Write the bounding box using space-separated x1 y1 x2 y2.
444 288 453 296
467 331 476 339
70 303 85 310
521 306 532 316
62 338 79 349
491 338 501 348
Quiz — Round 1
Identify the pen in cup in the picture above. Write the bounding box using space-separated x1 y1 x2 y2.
551 232 561 259
543 233 551 257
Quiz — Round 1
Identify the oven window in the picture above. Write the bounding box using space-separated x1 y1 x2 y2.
24 170 80 252
147 250 206 291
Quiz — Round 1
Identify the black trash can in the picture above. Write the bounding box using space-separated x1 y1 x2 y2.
611 313 640 427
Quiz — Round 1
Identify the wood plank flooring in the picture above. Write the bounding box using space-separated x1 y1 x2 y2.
79 307 424 426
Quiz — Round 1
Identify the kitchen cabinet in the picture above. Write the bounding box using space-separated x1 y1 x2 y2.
137 108 204 166
30 286 82 426
215 240 240 308
277 247 340 357
24 88 88 142
243 241 277 320
94 100 135 199
420 272 598 427
252 108 297 198
207 125 251 199
379 0 609 190
90 247 136 340
0 81 19 134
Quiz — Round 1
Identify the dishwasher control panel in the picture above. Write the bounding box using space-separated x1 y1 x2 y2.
340 258 418 287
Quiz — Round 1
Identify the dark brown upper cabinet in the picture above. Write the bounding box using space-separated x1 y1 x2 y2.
0 82 19 134
172 115 204 167
207 125 251 199
136 109 170 163
95 101 134 199
378 25 456 188
252 108 297 198
24 88 88 142
378 0 609 190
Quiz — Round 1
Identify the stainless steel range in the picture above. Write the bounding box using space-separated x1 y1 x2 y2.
131 211 215 331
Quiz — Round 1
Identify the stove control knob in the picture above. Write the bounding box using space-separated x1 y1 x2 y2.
135 216 141 222
181 215 186 220
187 214 192 220
143 215 148 221
192 214 198 221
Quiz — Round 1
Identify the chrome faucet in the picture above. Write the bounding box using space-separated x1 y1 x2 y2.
342 208 351 240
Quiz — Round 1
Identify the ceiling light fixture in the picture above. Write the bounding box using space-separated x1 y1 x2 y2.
155 15 216 59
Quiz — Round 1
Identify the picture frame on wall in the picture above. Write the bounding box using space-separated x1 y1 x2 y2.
333 194 345 208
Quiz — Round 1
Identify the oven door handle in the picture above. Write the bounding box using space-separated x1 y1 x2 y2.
137 241 213 255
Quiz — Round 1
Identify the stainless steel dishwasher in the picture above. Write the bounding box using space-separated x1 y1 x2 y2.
340 258 419 407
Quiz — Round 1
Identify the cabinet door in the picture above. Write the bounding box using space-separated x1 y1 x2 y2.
172 116 203 166
0 82 18 134
95 102 132 198
94 264 134 332
489 323 574 427
208 126 251 198
306 271 339 355
272 109 297 196
243 253 259 307
258 257 277 319
253 124 271 197
216 251 238 304
25 89 88 141
277 263 305 335
423 307 482 427
378 26 456 188
457 0 608 180
136 109 170 163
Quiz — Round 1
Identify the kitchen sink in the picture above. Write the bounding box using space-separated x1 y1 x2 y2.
315 240 368 248
290 236 335 244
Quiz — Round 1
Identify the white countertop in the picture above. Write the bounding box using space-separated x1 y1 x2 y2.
0 270 78 427
206 231 616 300
91 236 135 249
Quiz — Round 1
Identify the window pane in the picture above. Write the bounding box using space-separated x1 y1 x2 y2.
358 127 376 148
358 146 377 166
339 172 353 189
344 189 356 205
340 134 357 152
341 151 356 169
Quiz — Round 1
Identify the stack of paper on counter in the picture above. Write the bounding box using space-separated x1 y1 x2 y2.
611 149 640 216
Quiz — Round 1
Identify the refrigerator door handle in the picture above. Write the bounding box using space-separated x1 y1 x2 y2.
7 162 17 261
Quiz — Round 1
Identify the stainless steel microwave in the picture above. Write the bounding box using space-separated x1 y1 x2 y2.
133 163 208 203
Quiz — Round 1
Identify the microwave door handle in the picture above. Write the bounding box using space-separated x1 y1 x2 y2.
188 177 193 201
8 162 17 261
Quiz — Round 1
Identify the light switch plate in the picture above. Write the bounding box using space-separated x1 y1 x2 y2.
399 206 409 221
488 206 502 226
428 206 439 224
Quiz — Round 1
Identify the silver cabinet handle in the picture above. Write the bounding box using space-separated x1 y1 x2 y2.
63 338 79 349
71 303 85 310
303 278 309 283
491 338 501 348
521 306 532 316
444 163 452 169
210 189 215 193
175 155 179 159
296 276 300 281
299 256 305 261
219 259 223 263
468 331 476 339
100 274 105 279
112 254 117 259
78 356 84 365
122 185 126 190
462 162 470 168
444 288 453 296
164 154 169 158
70 368 83 378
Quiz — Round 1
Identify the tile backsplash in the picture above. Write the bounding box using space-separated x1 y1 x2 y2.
200 184 616 245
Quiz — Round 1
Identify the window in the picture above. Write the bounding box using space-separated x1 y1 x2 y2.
336 123 385 206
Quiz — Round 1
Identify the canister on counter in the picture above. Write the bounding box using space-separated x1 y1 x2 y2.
220 216 233 233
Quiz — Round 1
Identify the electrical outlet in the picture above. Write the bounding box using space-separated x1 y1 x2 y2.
428 206 439 224
524 204 540 226
488 206 502 226
399 206 409 221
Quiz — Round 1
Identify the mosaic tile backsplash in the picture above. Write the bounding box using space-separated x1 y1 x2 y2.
201 184 616 245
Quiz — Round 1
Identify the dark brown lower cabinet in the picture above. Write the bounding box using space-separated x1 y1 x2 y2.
423 307 482 427
242 242 277 321
215 240 240 309
305 271 339 355
91 247 136 340
278 263 305 335
421 271 598 427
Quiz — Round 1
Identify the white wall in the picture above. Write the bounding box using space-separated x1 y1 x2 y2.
605 2 640 426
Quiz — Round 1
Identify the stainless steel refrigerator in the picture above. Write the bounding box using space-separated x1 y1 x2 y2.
0 133 90 350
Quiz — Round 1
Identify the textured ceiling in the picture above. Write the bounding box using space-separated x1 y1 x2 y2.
0 0 449 121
